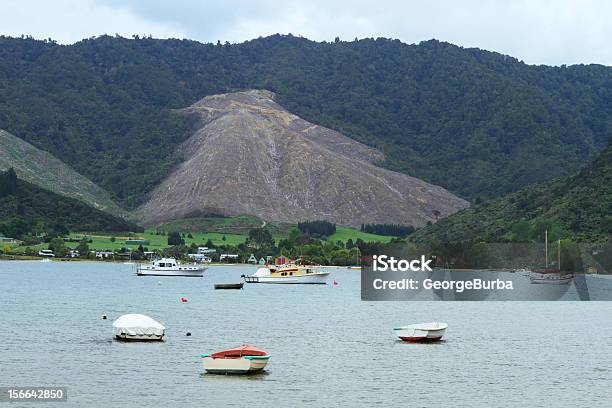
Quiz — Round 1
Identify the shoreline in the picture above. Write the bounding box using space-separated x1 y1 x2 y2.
0 257 356 268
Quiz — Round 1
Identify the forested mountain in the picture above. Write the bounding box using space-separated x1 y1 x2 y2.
410 143 612 244
1 34 611 208
0 169 139 238
0 129 124 215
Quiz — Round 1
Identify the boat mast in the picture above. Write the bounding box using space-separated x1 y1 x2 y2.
544 229 548 269
558 239 561 272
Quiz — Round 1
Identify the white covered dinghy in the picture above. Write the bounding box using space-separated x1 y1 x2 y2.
112 314 166 341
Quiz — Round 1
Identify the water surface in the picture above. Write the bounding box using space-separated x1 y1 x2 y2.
1 261 611 407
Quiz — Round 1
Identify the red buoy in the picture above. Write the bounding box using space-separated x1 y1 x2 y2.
180 297 188 302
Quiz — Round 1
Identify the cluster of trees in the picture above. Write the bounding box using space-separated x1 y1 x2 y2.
1 35 611 209
144 227 365 266
167 231 184 246
297 220 336 237
0 170 141 240
0 168 17 197
510 220 566 243
361 223 415 237
277 228 360 265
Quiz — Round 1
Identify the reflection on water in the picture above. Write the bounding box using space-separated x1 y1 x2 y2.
1 261 612 407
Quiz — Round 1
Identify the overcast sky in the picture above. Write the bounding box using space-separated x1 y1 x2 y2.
1 0 610 66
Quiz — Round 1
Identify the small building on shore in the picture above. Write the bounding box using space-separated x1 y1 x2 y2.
96 251 114 259
220 254 239 262
188 253 212 263
275 256 291 265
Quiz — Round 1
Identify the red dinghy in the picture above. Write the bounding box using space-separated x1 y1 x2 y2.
202 344 271 374
211 344 268 358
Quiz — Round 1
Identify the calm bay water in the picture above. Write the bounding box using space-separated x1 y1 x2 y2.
1 261 611 407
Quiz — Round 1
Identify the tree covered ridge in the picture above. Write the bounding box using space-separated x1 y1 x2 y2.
0 34 611 208
361 223 415 236
0 169 141 238
410 142 612 244
297 220 336 237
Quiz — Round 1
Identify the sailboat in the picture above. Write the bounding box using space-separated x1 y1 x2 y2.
123 250 134 265
347 248 362 270
529 230 574 284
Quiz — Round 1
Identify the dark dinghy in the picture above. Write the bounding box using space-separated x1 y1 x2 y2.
214 283 244 290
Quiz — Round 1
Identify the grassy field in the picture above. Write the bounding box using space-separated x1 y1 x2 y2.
9 218 394 253
68 230 247 251
326 226 394 243
9 230 247 253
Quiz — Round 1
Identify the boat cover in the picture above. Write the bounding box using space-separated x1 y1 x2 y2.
112 314 165 336
394 322 448 331
252 267 271 277
211 344 268 358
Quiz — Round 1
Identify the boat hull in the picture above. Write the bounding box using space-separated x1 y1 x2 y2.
137 267 206 277
115 334 164 341
396 328 447 342
201 356 269 374
529 271 574 285
214 283 244 290
529 276 573 285
394 322 448 342
244 272 329 284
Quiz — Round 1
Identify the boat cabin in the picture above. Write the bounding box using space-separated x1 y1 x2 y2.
269 265 318 277
155 258 178 268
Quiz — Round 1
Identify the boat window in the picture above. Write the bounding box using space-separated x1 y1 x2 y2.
159 263 165 267
290 272 293 275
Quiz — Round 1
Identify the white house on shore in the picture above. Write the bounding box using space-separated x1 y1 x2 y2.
220 254 239 261
187 253 212 263
96 251 114 259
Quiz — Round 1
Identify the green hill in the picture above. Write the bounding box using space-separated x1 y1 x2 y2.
0 129 125 216
1 35 611 207
0 169 139 238
411 144 612 244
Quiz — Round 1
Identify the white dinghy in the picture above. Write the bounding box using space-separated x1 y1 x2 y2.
112 314 166 341
201 344 270 375
393 322 448 342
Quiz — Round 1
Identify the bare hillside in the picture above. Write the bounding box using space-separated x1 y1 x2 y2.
134 90 468 226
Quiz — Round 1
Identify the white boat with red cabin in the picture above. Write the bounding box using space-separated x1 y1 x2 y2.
201 344 270 374
394 322 448 342
242 258 330 284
